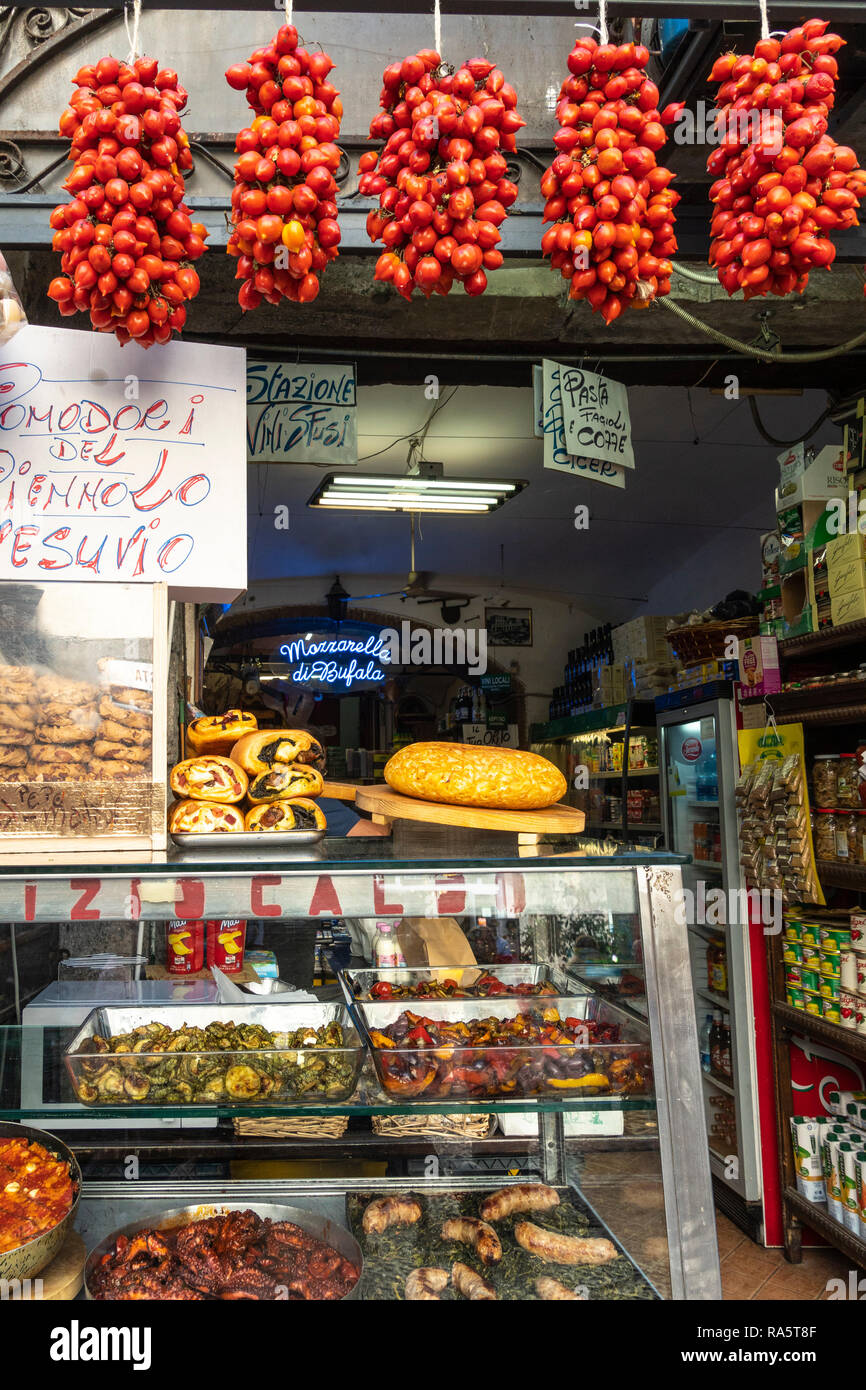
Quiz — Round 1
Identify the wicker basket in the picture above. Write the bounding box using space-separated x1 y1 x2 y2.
371 1113 496 1141
233 1115 349 1139
665 616 759 664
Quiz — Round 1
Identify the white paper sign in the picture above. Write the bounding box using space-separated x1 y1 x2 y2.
461 723 519 747
542 359 626 489
532 363 544 438
0 326 247 601
557 363 634 471
247 360 357 465
98 657 153 692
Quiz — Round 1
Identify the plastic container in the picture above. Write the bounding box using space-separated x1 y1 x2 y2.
812 755 839 807
837 754 860 808
372 921 406 971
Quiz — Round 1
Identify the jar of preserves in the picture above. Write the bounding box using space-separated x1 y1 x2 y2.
837 753 860 808
846 812 861 865
814 810 837 862
812 754 839 807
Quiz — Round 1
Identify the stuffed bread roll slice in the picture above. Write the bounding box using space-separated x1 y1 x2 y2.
244 797 328 832
231 729 325 775
169 755 248 804
169 799 245 834
245 764 324 805
187 709 257 756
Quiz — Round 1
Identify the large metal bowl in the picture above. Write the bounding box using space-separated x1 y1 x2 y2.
85 1202 363 1301
0 1120 82 1283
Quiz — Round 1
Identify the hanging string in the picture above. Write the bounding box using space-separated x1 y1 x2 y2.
598 0 608 45
758 0 770 41
434 0 441 58
124 0 141 63
285 0 293 26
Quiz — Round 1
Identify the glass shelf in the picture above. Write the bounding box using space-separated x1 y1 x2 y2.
0 1026 656 1121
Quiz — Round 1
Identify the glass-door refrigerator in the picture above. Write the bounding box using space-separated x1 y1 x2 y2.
657 691 764 1235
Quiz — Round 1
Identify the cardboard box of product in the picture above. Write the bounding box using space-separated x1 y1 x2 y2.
827 558 866 599
826 532 866 568
781 570 815 637
831 589 866 628
738 635 782 696
775 444 847 511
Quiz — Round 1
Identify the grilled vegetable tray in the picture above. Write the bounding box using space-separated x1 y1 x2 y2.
347 1185 658 1300
65 1004 363 1107
337 963 578 1003
354 994 652 1102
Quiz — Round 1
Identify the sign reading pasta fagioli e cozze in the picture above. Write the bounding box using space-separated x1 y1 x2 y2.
0 326 247 601
246 359 357 465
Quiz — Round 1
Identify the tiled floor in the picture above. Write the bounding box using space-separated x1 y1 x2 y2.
717 1209 852 1299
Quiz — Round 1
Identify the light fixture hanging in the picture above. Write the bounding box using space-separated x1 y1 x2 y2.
308 469 526 515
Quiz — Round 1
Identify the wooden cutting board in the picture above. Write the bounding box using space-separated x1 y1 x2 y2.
24 1228 86 1300
321 780 359 802
354 784 586 836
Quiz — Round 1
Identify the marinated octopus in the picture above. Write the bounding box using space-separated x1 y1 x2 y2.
89 1209 359 1301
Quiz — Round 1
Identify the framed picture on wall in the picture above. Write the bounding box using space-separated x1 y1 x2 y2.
485 607 533 647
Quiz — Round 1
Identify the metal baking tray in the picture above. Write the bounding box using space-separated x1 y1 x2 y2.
85 1202 363 1300
347 1183 658 1300
355 994 651 1103
65 1003 363 1107
337 963 578 1004
170 829 327 848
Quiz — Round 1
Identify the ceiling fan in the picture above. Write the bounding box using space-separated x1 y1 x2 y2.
349 514 475 608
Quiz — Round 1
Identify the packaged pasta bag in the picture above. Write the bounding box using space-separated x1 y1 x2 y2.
0 249 26 343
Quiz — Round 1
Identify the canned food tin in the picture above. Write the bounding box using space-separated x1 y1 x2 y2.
850 911 866 949
802 946 822 971
785 921 803 944
801 969 821 993
804 990 823 1016
820 928 850 954
820 977 840 1002
166 920 206 974
820 952 841 979
787 986 805 1010
206 919 247 975
785 964 802 984
858 959 866 992
822 998 841 1024
840 990 859 1030
841 949 858 990
857 998 866 1036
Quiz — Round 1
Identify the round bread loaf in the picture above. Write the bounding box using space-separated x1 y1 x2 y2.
384 742 567 811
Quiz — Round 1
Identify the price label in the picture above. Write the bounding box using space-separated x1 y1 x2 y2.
99 658 153 692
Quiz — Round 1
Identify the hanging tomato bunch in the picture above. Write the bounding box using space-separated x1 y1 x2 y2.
358 50 524 299
707 19 866 298
539 36 680 325
225 24 342 308
47 55 205 345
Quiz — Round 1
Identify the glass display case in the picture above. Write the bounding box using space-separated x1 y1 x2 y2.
0 840 720 1301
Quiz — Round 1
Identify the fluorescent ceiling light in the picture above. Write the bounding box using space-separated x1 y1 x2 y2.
309 472 526 515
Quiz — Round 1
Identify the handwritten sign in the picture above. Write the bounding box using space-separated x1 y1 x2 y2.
247 360 357 465
541 359 625 489
558 363 634 471
0 326 247 602
460 723 519 747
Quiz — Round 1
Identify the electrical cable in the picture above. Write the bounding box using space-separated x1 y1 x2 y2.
671 262 723 286
747 394 833 447
656 295 866 363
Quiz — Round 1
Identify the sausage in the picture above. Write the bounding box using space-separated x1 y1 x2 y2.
536 1276 584 1300
405 1267 450 1301
452 1261 497 1301
362 1196 422 1235
514 1222 617 1266
440 1217 502 1266
479 1183 560 1222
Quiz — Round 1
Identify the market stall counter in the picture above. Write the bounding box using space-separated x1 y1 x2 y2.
0 839 720 1301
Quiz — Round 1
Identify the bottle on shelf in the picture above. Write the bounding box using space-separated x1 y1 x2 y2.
709 1011 724 1077
372 920 405 970
700 1013 713 1074
720 1019 732 1080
